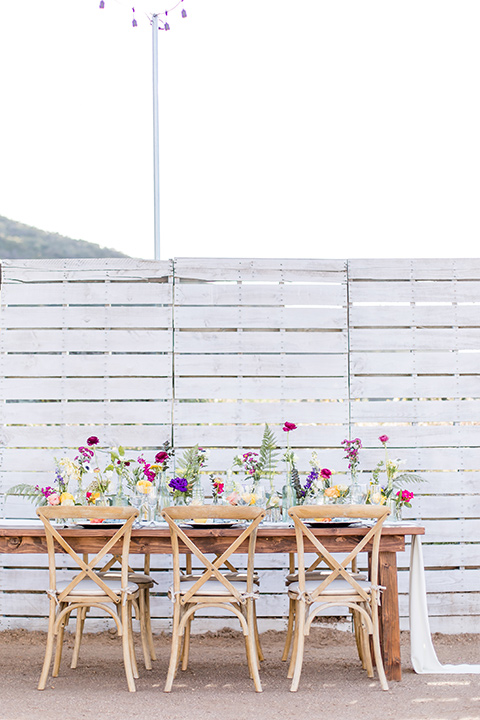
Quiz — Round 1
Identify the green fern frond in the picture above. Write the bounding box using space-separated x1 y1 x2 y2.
291 466 303 503
177 445 204 483
5 483 47 506
257 424 280 478
393 472 424 486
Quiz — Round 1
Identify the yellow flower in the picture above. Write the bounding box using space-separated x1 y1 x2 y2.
241 492 257 506
60 492 75 506
87 491 100 504
136 479 153 494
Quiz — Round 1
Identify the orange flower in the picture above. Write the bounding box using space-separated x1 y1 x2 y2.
324 485 340 498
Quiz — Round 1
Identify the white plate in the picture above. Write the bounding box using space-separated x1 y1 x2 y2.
0 519 43 527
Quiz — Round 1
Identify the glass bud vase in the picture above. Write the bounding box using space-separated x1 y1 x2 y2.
190 483 205 506
282 481 296 521
369 482 383 506
349 478 364 504
111 488 130 507
393 502 403 522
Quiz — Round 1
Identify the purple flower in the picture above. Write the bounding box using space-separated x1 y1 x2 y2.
87 436 99 446
169 476 188 493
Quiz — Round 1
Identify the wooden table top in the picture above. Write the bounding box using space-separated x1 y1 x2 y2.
0 522 425 555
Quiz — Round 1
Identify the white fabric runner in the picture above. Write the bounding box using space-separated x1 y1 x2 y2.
409 535 480 673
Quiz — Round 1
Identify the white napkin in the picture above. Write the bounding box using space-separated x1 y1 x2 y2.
410 535 480 673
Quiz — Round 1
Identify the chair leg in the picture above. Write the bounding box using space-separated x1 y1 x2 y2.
371 606 389 691
38 601 57 690
127 602 139 679
181 614 192 671
358 606 374 678
352 608 366 669
138 591 152 670
290 601 306 692
52 603 68 677
253 601 264 663
281 597 296 662
165 603 182 692
71 606 87 669
287 601 300 679
121 602 136 692
246 600 262 692
144 587 157 661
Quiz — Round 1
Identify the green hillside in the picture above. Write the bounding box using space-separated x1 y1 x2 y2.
0 215 128 259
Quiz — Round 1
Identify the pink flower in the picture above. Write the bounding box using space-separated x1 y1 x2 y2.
379 435 389 444
47 493 60 506
397 489 414 503
283 422 297 432
320 468 332 480
155 451 169 464
87 436 99 446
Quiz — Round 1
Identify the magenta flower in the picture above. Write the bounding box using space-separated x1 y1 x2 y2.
320 468 332 480
155 451 169 464
379 435 389 444
397 489 414 503
169 476 188 493
283 422 297 432
87 436 99 446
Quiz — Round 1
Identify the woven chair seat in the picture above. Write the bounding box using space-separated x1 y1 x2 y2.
57 578 138 597
288 577 371 597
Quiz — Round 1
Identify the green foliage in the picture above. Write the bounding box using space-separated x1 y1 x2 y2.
256 424 279 479
394 472 424 486
0 214 129 259
290 466 303 503
177 445 207 486
5 483 47 507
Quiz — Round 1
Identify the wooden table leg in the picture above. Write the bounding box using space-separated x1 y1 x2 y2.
378 550 402 681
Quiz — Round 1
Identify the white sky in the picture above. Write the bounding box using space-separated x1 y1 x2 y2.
1 1 479 260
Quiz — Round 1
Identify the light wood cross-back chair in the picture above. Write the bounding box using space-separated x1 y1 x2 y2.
162 504 266 693
96 552 157 669
281 546 366 662
36 505 141 692
179 550 263 669
287 504 390 692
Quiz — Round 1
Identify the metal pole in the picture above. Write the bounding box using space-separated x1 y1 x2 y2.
152 14 160 260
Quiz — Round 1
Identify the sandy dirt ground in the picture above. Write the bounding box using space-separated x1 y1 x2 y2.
1 628 480 720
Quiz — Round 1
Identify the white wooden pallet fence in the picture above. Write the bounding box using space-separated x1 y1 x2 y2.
0 258 479 633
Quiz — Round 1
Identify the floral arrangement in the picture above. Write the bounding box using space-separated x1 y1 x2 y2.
298 461 333 502
395 488 414 509
166 445 208 501
341 437 362 481
370 435 423 503
324 484 350 502
210 475 225 502
5 436 173 508
168 476 190 501
233 424 279 488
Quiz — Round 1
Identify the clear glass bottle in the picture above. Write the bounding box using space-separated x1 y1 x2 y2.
282 476 296 521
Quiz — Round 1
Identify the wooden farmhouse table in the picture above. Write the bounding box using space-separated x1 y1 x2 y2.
0 522 424 682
